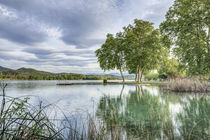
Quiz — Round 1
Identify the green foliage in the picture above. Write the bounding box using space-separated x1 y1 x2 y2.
95 33 126 82
158 58 186 79
96 19 169 83
144 72 159 81
95 33 125 71
160 0 210 76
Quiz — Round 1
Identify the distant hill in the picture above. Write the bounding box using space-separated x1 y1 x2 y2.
17 67 52 75
0 66 12 71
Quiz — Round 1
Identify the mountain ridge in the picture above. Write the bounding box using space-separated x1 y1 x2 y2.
0 66 134 76
0 66 12 71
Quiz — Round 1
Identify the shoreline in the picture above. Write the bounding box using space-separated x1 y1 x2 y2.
56 81 168 86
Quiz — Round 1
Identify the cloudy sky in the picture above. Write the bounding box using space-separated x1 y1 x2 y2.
0 0 174 74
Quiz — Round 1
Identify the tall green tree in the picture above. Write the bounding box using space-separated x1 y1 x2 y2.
160 0 210 76
124 19 169 82
95 33 126 83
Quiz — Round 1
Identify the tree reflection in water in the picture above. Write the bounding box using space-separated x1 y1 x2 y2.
96 85 209 140
177 96 210 140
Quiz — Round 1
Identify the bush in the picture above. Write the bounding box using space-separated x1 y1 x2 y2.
103 79 107 84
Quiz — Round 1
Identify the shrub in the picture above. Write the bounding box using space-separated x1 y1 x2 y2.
103 79 107 84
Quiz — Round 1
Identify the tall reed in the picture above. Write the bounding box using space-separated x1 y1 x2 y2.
166 79 210 93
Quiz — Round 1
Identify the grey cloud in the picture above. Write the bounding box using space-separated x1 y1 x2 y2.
0 16 47 45
20 47 97 67
0 49 93 67
0 0 112 48
23 48 56 56
23 47 95 59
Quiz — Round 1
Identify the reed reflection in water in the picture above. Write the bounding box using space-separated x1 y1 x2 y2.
96 85 210 140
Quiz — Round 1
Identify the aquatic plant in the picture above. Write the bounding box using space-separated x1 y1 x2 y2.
0 83 64 139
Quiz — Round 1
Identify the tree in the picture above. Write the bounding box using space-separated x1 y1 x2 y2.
158 58 186 79
160 0 210 76
95 33 126 83
124 19 169 82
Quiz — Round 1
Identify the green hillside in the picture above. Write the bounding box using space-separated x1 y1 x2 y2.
17 67 52 75
0 66 121 80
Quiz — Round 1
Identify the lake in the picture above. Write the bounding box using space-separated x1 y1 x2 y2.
1 80 209 139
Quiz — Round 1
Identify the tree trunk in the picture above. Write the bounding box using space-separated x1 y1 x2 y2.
135 72 138 82
137 68 144 83
139 69 144 82
136 67 139 83
135 70 138 82
119 68 125 84
138 69 141 83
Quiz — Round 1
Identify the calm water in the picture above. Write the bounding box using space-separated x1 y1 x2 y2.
1 80 209 139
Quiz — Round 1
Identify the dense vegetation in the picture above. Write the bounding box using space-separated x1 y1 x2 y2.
96 0 210 82
0 67 121 80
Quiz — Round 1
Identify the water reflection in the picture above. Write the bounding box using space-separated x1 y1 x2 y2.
177 96 210 140
96 85 209 139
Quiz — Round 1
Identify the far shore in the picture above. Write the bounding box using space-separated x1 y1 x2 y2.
56 81 168 86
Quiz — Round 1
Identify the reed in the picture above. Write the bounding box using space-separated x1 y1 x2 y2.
0 84 64 139
166 79 210 93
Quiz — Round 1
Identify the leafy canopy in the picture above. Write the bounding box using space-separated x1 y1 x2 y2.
124 19 169 76
160 0 210 76
95 33 126 71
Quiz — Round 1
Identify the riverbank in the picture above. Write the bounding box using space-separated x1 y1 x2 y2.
56 81 168 86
